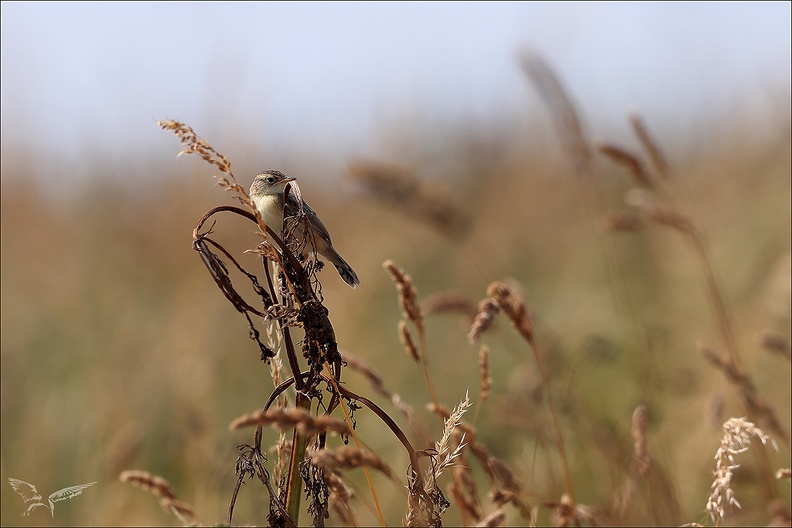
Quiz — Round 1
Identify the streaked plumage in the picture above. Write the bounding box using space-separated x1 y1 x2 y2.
250 170 360 288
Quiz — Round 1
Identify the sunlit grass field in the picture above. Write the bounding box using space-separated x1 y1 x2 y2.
1 81 790 526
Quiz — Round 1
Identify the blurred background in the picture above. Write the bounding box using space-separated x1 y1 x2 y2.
1 2 790 526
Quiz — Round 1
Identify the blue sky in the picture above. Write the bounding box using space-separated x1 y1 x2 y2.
1 2 790 182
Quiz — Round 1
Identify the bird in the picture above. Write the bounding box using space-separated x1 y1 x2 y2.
249 169 360 288
8 477 96 517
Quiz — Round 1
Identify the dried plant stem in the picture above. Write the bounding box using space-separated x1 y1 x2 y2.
528 328 575 518
625 115 747 381
473 345 492 424
417 328 440 410
120 470 195 525
688 233 743 370
519 52 659 413
324 361 387 527
487 282 576 522
284 394 312 525
632 405 657 524
706 418 776 526
383 260 440 409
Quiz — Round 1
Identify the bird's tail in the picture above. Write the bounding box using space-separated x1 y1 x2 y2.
324 247 360 288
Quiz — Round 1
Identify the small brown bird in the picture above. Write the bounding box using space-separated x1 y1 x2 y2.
250 169 360 288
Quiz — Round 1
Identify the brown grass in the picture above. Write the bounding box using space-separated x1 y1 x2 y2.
2 54 789 528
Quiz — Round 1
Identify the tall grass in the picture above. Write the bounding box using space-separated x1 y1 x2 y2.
1 57 789 526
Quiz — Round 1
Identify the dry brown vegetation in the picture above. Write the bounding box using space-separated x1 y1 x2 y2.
1 56 790 527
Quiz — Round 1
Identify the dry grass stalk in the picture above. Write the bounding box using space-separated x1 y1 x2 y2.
598 212 644 233
706 417 776 525
400 321 421 362
759 333 791 361
615 115 757 388
340 351 418 428
616 405 655 520
478 280 576 520
309 446 397 481
266 320 285 387
486 282 534 343
384 259 440 407
468 298 500 344
230 407 350 436
548 493 576 527
428 392 472 482
119 470 195 525
323 470 358 527
700 342 790 446
475 508 505 527
428 406 519 495
272 433 291 486
383 260 424 334
157 120 256 215
422 291 478 319
162 499 196 526
545 494 606 527
598 144 655 188
449 450 484 525
428 403 530 519
625 189 695 236
348 159 471 240
631 405 652 478
488 457 525 503
629 113 669 176
767 501 792 527
478 345 492 404
519 52 592 172
341 351 391 400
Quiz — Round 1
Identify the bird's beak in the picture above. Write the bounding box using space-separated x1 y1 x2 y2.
282 177 296 184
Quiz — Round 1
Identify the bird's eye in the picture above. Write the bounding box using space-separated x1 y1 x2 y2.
266 176 277 184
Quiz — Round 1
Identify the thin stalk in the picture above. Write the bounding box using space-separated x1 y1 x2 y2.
285 394 312 524
324 362 387 527
416 330 439 410
526 332 576 521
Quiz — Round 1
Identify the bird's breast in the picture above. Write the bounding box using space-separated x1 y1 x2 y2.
253 194 284 234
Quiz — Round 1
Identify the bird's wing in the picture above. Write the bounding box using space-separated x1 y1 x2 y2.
8 478 41 502
49 482 97 503
284 193 333 245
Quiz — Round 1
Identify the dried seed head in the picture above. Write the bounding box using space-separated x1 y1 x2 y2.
230 407 350 436
706 417 776 524
350 160 471 239
421 291 478 319
468 298 500 344
598 143 654 188
400 321 421 362
486 281 533 343
119 470 196 524
625 189 694 235
631 405 652 477
629 113 669 176
309 446 396 480
478 345 492 403
119 470 177 500
475 508 505 527
760 333 791 361
383 260 423 332
599 212 644 233
519 52 593 171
